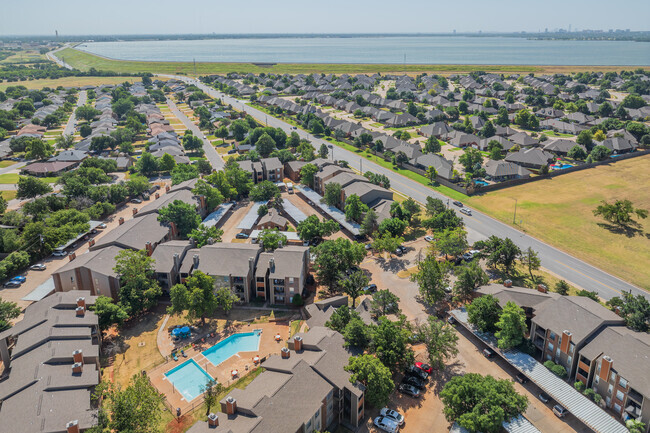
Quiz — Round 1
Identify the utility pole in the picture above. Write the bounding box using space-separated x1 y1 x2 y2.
513 198 518 224
360 158 363 173
193 58 196 76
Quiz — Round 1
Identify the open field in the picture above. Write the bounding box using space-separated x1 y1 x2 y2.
466 155 650 291
0 76 138 91
57 48 649 76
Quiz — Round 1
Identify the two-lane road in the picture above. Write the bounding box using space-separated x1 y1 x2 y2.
162 75 648 301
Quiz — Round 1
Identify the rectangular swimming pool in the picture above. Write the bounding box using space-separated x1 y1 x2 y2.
164 359 213 401
202 330 261 366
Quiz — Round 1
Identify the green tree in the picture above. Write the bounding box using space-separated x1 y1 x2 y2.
440 373 528 433
206 170 237 200
474 236 521 276
371 290 401 318
372 316 413 373
171 164 199 185
590 145 611 161
576 130 593 149
372 232 404 256
433 227 469 260
568 145 587 160
626 419 647 433
342 269 369 308
0 298 21 332
593 199 648 227
158 199 201 238
258 229 287 251
215 286 239 315
55 133 75 149
424 136 442 153
467 295 501 333
319 143 329 158
554 280 571 295
326 305 356 333
425 197 446 216
16 176 53 199
345 355 394 408
622 94 646 109
323 182 342 207
454 260 489 301
344 194 368 222
189 224 223 248
169 271 218 325
520 247 541 281
114 249 161 316
158 153 176 172
459 147 483 174
225 161 253 197
423 209 464 232
296 215 339 242
297 140 316 161
495 301 527 349
411 254 449 306
618 291 650 332
378 217 407 237
125 176 151 197
255 132 276 157
136 152 159 177
419 316 459 370
25 138 54 160
299 163 318 188
313 238 365 292
360 208 378 236
192 179 224 211
75 105 101 122
230 120 250 141
249 180 280 202
343 317 372 349
101 374 164 433
201 379 224 416
91 295 129 331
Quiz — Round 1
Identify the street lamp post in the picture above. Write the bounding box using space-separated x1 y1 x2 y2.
513 198 518 224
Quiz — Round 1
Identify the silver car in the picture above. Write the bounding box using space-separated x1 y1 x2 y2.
374 416 399 432
380 408 404 426
460 208 472 216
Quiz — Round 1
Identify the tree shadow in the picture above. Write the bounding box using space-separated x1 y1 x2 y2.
430 360 464 396
375 256 408 273
596 222 646 238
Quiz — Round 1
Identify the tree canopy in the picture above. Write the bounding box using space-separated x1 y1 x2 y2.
345 355 394 408
157 199 201 238
467 294 501 333
495 301 527 349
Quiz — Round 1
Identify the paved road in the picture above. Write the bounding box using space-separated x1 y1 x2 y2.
161 75 648 301
63 90 87 137
165 97 224 171
46 44 74 70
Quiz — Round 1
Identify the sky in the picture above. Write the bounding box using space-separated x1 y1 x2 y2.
1 0 649 36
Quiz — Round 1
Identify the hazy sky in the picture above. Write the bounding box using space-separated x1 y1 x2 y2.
2 0 649 36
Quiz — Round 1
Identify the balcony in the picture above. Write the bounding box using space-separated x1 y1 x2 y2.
533 336 544 349
628 388 644 404
535 326 546 338
232 276 244 284
625 401 642 419
274 287 285 294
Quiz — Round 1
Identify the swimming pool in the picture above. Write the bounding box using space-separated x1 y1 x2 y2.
551 164 573 170
202 330 262 366
164 359 213 401
474 180 489 186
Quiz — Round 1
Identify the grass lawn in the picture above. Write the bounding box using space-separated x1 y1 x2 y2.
543 130 575 138
0 161 16 168
55 48 645 77
1 191 17 201
465 155 650 291
0 76 138 91
0 173 20 184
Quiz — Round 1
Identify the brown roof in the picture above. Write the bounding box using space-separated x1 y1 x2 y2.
22 161 77 174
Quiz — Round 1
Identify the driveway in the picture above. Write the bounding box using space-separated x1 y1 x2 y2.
63 90 87 137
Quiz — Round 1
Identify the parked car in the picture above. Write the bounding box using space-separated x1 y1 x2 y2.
447 315 456 324
405 365 429 381
482 348 494 358
515 373 529 384
227 149 237 154
398 384 420 398
363 284 377 293
3 281 21 288
52 250 68 257
415 362 433 374
402 375 426 390
394 248 403 257
235 233 249 239
553 404 568 418
30 264 46 271
424 235 434 242
538 392 550 404
130 197 143 204
365 243 373 250
452 200 463 207
380 408 404 426
373 416 399 433
460 208 472 216
10 276 26 284
97 223 107 229
443 285 453 294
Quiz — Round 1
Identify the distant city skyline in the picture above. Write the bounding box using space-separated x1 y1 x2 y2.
1 0 649 36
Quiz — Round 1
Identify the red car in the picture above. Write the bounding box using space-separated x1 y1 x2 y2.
415 362 432 374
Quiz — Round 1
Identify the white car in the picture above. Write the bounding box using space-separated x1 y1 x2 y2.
52 250 68 257
374 416 400 432
460 208 472 216
424 235 434 242
380 408 404 426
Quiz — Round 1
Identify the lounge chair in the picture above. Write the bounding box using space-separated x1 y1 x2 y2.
172 353 178 361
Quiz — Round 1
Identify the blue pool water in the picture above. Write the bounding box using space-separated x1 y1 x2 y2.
202 330 261 366
552 164 573 170
474 180 489 186
164 359 213 401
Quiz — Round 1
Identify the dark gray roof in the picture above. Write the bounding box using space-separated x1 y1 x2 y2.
91 213 171 251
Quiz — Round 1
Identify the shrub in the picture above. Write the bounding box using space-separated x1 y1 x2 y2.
551 364 568 378
543 360 556 370
574 381 585 392
291 294 304 307
593 393 603 405
584 388 596 400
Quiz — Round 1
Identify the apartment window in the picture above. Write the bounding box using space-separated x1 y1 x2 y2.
611 372 617 383
548 342 554 352
315 409 320 418
567 356 572 367
546 354 552 361
614 403 622 413
594 375 599 385
290 287 294 293
327 390 333 401
608 384 614 394
289 277 295 284
569 343 575 355
616 390 625 401
556 348 561 359
606 396 611 406
619 378 628 389
549 331 557 340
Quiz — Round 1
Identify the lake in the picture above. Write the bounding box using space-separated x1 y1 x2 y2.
78 36 650 65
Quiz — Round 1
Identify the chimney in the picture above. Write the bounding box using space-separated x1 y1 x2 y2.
199 195 206 210
207 413 219 427
207 237 214 245
503 279 513 288
72 362 83 374
173 253 180 272
537 284 548 293
88 239 95 248
225 396 237 415
76 297 85 310
560 330 572 353
193 254 200 268
68 252 76 261
294 335 303 352
145 242 153 256
72 349 83 364
165 185 170 192
600 355 612 382
269 258 275 272
132 207 138 216
169 221 178 238
75 307 85 317
66 420 79 433
281 347 290 359
118 217 125 225
249 257 254 274
155 192 160 199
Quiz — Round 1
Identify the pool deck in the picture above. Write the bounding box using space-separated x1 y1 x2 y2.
149 321 289 412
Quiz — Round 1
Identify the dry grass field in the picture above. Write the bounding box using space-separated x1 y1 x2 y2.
467 155 650 291
0 76 138 91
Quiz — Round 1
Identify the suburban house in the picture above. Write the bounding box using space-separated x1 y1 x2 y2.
52 246 123 298
505 148 555 170
187 327 365 433
49 149 89 163
21 161 78 177
411 153 454 180
135 188 208 219
483 160 532 181
90 213 176 252
543 139 585 156
341 181 393 207
254 246 310 304
181 243 262 303
599 137 637 155
0 292 100 433
150 240 193 290
256 209 289 231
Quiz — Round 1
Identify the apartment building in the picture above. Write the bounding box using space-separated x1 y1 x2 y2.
0 291 100 433
150 240 193 289
52 245 123 298
186 327 365 433
238 157 284 184
254 246 309 304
